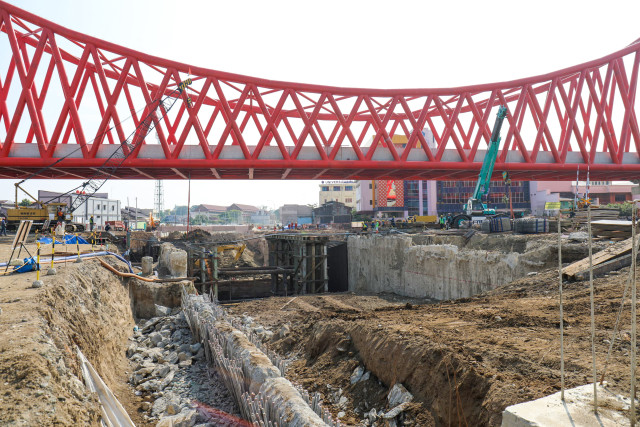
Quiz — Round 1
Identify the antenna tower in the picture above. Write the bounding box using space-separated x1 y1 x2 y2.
154 180 164 216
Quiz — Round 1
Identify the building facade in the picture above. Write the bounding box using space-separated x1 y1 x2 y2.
191 204 227 222
356 181 374 212
280 204 313 225
313 201 352 224
319 181 358 210
39 190 121 228
227 203 259 224
354 178 532 217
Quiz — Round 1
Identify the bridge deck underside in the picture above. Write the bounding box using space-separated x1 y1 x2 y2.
1 144 638 181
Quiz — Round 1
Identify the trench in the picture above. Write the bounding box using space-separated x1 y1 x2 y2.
242 309 495 426
0 254 245 426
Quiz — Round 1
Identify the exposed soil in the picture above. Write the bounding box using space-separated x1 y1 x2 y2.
0 239 147 426
227 268 638 426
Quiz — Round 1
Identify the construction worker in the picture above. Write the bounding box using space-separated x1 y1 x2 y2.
391 217 396 227
362 221 368 232
89 215 94 232
0 217 7 236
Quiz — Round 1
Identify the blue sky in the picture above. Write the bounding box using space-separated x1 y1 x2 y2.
2 0 639 209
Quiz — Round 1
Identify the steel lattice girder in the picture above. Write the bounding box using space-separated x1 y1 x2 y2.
0 1 639 181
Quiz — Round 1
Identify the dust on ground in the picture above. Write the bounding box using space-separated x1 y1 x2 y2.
0 236 148 426
227 268 639 426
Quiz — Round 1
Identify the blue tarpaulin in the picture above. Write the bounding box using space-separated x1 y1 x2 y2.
14 257 36 273
38 234 89 244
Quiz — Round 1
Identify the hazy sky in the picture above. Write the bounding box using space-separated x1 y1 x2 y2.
2 0 639 209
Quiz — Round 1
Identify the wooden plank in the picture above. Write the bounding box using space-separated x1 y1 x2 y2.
563 236 633 279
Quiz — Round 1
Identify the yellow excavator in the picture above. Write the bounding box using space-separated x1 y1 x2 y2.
6 183 79 231
217 244 246 262
194 244 247 277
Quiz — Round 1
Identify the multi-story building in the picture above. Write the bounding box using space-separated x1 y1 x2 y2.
356 181 374 212
319 181 357 210
436 180 530 214
355 177 532 218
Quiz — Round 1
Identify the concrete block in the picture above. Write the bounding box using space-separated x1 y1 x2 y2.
158 243 187 277
169 251 187 277
141 256 153 276
501 384 630 426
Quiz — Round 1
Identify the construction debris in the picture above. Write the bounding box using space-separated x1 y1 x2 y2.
563 236 634 280
572 208 620 223
591 220 635 240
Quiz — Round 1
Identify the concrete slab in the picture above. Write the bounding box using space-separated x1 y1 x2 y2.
501 384 632 426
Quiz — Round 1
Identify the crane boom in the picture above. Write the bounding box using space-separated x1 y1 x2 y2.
466 105 508 215
55 79 193 214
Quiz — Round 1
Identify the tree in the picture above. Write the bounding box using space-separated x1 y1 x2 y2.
603 201 633 217
19 198 31 207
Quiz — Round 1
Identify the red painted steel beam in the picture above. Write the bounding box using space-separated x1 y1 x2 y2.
0 1 639 181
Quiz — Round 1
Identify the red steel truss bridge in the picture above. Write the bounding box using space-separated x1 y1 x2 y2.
0 1 639 182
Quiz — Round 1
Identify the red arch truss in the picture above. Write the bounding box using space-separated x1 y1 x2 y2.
0 1 639 181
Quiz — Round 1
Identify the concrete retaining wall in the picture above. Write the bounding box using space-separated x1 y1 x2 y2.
348 235 526 300
182 291 332 426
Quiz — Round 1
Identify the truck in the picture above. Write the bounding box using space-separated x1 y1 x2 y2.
448 105 509 228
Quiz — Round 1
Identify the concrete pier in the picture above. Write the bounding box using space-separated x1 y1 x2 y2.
501 384 631 426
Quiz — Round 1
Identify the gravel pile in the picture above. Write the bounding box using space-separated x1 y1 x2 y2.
126 310 241 426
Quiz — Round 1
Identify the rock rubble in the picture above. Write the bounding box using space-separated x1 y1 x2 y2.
126 310 239 426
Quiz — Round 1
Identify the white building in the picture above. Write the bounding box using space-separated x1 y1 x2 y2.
38 190 121 229
318 181 358 210
356 181 374 212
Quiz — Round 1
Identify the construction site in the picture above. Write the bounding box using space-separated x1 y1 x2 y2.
0 216 639 426
2 1 640 426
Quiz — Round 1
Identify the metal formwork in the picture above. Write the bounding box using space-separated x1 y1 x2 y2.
267 234 329 295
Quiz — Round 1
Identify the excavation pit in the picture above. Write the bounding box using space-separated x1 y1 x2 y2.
0 230 636 426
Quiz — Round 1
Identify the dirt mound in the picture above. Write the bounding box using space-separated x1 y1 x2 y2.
130 231 155 252
166 231 183 240
218 246 259 268
184 229 211 242
0 258 143 426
